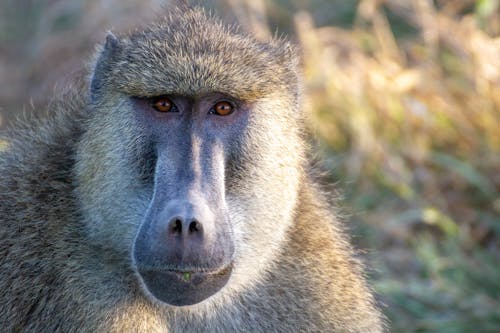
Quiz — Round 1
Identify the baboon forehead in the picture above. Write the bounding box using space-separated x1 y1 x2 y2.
98 7 299 101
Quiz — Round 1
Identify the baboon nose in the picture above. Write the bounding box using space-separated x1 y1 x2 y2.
168 216 203 237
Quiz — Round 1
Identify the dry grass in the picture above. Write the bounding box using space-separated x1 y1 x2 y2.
289 1 500 331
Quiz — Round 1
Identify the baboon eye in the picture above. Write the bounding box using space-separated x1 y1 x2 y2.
211 101 234 116
152 97 175 112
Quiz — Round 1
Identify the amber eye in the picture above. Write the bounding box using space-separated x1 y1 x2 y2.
212 101 234 116
152 97 174 112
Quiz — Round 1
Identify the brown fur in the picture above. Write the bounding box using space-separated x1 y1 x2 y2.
0 7 385 332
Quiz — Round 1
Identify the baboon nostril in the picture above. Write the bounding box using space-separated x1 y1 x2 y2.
189 220 201 233
171 218 182 234
168 218 202 236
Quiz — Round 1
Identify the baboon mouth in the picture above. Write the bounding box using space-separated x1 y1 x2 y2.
169 265 231 282
136 263 233 306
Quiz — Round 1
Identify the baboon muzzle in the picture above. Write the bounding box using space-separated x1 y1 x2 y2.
132 141 234 306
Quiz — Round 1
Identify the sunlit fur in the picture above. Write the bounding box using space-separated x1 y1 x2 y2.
0 7 385 332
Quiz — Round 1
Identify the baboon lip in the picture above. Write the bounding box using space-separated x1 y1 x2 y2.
170 263 232 282
137 261 233 275
138 263 232 281
136 263 233 306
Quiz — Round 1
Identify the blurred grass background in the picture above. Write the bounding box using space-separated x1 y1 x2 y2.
0 0 499 331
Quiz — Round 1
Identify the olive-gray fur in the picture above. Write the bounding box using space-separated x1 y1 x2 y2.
0 7 385 332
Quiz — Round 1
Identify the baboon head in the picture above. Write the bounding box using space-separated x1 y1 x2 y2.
76 8 303 307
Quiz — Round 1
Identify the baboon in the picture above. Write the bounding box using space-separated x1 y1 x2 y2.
0 7 385 332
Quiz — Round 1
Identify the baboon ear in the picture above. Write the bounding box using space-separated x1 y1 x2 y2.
280 41 300 69
90 32 121 103
269 39 300 73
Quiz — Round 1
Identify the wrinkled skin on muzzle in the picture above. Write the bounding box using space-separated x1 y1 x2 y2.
132 96 237 306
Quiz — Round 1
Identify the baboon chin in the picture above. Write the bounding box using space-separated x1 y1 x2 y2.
0 6 385 332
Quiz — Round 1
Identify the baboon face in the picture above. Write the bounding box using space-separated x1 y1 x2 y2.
76 9 302 307
130 94 242 306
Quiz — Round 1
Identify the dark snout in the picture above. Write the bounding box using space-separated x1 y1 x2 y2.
132 123 234 306
133 140 234 306
137 198 230 269
134 196 233 306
